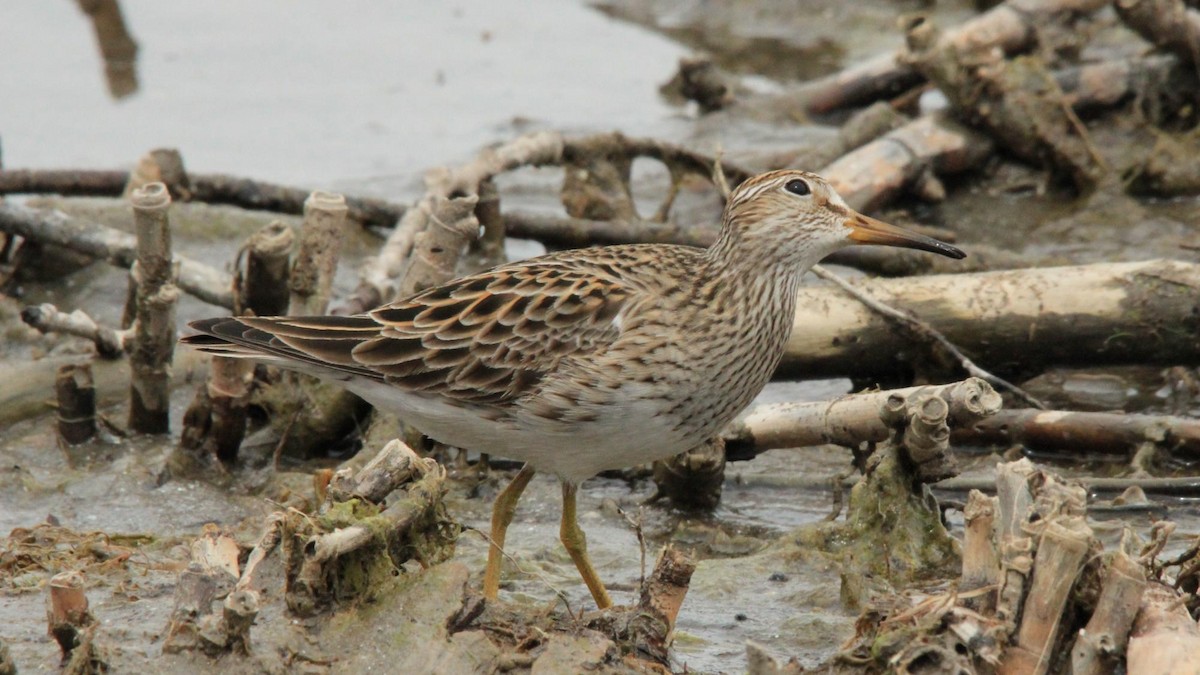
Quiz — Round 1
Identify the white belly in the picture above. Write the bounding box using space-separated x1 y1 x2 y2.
346 379 696 484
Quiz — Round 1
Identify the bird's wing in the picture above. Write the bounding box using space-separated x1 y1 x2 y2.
184 254 638 405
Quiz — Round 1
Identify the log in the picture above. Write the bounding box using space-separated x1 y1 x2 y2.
954 408 1200 458
779 259 1200 381
817 112 994 213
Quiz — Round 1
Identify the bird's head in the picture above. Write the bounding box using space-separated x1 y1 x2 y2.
717 170 965 267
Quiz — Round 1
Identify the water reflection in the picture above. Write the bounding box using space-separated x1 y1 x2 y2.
76 0 139 99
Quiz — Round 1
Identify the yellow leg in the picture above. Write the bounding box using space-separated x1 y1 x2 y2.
483 464 536 600
560 481 613 609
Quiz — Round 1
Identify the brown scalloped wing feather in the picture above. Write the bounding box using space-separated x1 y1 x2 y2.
360 265 627 403
193 260 632 406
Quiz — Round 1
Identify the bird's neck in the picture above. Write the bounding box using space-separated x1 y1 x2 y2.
699 228 822 304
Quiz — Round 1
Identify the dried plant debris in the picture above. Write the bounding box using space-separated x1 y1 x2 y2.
826 459 1195 675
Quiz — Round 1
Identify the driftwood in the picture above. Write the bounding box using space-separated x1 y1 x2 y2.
284 440 456 615
0 168 404 228
1115 0 1200 69
127 182 178 434
163 525 259 655
811 264 1044 407
1126 583 1200 674
336 131 753 315
0 202 234 309
955 408 1200 458
962 490 1001 613
338 132 565 314
20 303 130 357
904 13 1107 193
55 363 97 446
818 112 993 213
800 0 1109 114
233 220 292 317
287 192 347 316
249 192 365 460
1070 550 1146 675
394 195 479 298
832 460 1115 673
723 378 1002 460
779 259 1200 381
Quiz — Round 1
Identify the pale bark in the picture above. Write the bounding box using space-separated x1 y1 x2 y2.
781 259 1200 380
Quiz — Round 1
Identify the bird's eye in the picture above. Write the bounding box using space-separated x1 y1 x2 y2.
785 179 811 196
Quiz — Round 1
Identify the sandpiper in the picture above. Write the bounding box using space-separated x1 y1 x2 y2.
183 170 964 608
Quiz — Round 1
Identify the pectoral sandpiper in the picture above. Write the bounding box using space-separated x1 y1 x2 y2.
183 170 964 608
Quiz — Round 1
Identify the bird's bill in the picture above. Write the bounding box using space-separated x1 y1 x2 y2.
844 212 966 259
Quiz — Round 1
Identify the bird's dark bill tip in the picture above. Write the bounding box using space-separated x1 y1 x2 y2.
845 213 966 259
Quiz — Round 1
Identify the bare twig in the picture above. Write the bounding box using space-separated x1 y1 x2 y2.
20 303 131 357
810 264 1045 408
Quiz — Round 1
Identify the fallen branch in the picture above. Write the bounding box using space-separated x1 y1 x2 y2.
817 112 993 213
800 0 1109 114
0 168 405 228
903 13 1106 192
953 408 1200 458
0 202 233 308
780 259 1200 381
723 378 1001 460
20 303 131 357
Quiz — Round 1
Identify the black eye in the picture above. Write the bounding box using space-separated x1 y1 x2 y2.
785 179 810 196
